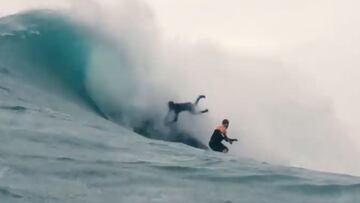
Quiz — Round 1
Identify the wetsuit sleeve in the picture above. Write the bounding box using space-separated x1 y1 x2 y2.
221 131 230 142
194 95 206 105
224 136 238 144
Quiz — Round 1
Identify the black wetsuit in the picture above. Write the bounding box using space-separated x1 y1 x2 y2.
166 95 208 124
172 102 194 114
209 129 228 152
168 103 195 122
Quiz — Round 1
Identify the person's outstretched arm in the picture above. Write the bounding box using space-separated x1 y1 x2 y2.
223 133 238 144
224 137 238 144
192 95 208 114
194 95 206 105
192 108 209 115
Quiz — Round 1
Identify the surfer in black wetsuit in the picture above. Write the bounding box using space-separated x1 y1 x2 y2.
165 95 208 125
209 119 237 153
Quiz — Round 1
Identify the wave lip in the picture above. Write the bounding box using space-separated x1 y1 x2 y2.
0 9 207 149
1 10 115 119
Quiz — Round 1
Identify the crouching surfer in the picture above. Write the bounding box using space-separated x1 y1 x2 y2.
209 119 237 153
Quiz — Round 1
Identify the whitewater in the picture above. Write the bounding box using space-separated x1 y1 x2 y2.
0 7 360 203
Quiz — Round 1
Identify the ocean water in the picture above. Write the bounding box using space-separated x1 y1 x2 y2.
0 10 359 203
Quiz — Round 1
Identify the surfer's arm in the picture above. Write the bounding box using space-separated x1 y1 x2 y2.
193 109 208 114
223 134 230 142
223 134 237 144
194 95 206 105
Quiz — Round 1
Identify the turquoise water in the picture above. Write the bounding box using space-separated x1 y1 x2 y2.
0 10 359 203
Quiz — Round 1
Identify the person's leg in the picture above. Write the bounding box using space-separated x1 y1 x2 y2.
219 143 228 153
210 142 228 153
209 142 222 152
164 111 179 125
173 113 179 122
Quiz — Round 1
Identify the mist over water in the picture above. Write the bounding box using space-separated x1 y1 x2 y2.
1 0 359 176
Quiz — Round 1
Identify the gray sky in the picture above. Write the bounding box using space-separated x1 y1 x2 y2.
2 0 359 51
144 0 360 51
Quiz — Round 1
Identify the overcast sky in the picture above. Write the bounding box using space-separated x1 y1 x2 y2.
144 0 360 52
2 0 360 51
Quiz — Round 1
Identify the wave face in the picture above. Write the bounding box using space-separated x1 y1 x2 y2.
0 10 359 203
0 10 207 149
0 10 103 114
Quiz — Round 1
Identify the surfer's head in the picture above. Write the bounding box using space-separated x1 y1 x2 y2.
222 119 229 128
